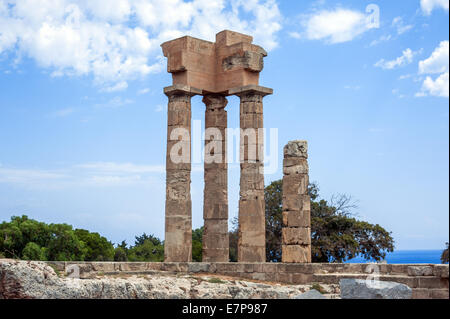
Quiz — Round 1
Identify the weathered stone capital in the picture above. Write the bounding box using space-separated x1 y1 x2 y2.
164 85 202 100
284 140 308 159
229 85 273 101
202 94 228 110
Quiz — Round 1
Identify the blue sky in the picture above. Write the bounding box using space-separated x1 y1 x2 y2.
0 0 448 250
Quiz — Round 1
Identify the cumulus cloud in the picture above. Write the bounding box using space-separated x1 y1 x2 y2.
420 0 449 15
374 48 419 70
0 0 282 91
419 41 449 74
417 41 449 98
298 7 378 44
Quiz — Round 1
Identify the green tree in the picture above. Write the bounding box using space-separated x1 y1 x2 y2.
264 180 395 263
114 247 128 261
441 242 449 264
22 242 47 260
46 223 88 261
192 227 204 262
229 218 238 262
127 238 164 262
74 229 114 261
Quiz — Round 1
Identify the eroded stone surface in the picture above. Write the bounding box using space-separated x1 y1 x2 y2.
340 278 412 299
0 260 317 299
281 140 311 263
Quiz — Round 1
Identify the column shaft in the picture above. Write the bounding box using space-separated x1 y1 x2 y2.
281 141 312 263
238 91 266 262
202 94 229 262
164 90 193 262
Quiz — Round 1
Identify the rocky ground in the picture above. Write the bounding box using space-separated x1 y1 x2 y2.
0 259 339 299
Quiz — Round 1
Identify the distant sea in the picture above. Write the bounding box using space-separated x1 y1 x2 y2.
345 250 444 264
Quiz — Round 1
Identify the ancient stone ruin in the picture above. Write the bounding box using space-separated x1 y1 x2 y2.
282 141 312 263
161 30 313 264
161 30 275 263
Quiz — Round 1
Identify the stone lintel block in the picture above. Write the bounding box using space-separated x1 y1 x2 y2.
282 210 311 228
282 174 308 196
164 84 202 96
282 227 311 245
238 246 266 262
282 245 311 263
284 140 308 159
229 85 273 97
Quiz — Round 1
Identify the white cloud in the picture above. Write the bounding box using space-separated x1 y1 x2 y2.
417 41 449 98
419 41 449 74
392 17 413 35
299 8 376 44
369 34 392 47
420 0 449 15
137 88 150 95
0 0 282 90
374 48 418 70
417 72 449 97
101 81 128 93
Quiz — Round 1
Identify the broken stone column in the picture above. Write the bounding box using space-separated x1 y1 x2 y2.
230 86 272 262
202 94 229 262
281 140 312 263
164 85 200 262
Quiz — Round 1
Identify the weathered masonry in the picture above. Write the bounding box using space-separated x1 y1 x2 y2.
161 30 272 263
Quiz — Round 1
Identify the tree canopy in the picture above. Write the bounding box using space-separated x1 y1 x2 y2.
264 180 395 263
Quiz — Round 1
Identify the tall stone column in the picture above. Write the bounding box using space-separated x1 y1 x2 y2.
202 94 229 262
231 86 272 262
164 85 198 262
281 140 312 263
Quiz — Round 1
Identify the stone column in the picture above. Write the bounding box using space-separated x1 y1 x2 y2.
281 140 312 263
202 94 229 262
164 85 199 262
231 86 272 262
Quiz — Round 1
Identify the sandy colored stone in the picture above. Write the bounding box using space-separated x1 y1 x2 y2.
282 245 312 263
282 227 311 245
283 210 311 228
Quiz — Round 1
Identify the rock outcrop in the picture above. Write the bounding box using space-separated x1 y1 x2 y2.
0 259 333 299
340 278 412 299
